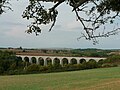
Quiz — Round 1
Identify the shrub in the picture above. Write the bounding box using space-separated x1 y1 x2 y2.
39 66 49 72
105 55 120 63
26 64 39 73
102 63 118 68
86 60 98 69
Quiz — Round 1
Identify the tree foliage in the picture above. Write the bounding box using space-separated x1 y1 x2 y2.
0 0 12 14
1 0 120 44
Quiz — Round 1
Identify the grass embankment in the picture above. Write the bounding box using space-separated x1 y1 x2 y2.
1 67 120 90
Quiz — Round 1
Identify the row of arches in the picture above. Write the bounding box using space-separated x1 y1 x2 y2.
17 56 103 66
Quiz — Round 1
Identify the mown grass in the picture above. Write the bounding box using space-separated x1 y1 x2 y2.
1 67 120 90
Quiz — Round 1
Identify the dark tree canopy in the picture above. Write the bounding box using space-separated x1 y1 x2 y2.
1 0 120 44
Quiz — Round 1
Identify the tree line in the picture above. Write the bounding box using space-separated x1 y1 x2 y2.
0 50 119 75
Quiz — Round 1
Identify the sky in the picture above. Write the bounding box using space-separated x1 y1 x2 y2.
0 0 120 49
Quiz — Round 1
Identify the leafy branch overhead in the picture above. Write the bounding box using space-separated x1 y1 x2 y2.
0 0 12 14
1 0 120 44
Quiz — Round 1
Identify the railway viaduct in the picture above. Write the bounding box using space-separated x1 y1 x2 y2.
16 55 106 66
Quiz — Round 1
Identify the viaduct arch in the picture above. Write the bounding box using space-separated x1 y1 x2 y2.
16 55 106 66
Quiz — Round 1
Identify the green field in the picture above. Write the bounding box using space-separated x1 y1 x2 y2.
1 67 120 90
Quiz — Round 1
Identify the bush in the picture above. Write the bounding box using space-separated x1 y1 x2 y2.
39 66 49 72
26 64 39 73
86 60 98 69
102 63 118 68
53 64 62 70
105 55 120 63
79 62 87 70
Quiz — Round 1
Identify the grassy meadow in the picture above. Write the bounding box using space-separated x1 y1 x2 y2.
1 67 120 90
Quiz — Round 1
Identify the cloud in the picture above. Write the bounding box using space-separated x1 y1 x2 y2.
54 25 62 29
63 21 83 31
0 22 25 27
4 27 27 38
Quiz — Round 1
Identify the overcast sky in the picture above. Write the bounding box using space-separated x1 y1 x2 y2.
0 0 120 49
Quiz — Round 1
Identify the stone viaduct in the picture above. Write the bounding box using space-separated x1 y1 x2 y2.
17 55 106 66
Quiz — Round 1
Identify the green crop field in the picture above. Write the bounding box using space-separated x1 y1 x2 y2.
1 67 120 90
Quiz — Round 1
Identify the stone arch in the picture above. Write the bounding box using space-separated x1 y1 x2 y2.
62 58 68 65
88 59 96 63
53 58 60 65
31 57 37 64
71 58 77 64
46 57 52 65
17 56 22 61
16 56 23 63
98 59 104 65
38 57 44 66
24 57 29 62
79 58 86 64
